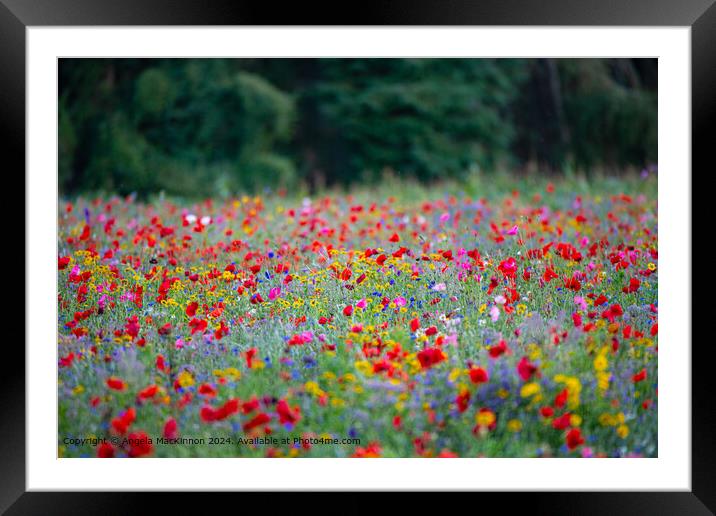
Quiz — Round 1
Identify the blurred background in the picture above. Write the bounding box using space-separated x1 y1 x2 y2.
58 58 657 198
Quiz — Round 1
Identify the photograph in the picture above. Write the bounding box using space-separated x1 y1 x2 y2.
56 57 659 459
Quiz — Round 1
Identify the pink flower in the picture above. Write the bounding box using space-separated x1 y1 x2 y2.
394 296 407 307
507 225 519 236
574 296 587 311
356 298 367 310
269 287 282 301
490 306 500 322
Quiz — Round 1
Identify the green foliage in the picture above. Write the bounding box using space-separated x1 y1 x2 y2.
559 60 657 170
58 58 657 198
296 59 526 184
59 60 296 198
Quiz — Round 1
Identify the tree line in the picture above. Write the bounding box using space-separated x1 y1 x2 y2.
59 58 657 197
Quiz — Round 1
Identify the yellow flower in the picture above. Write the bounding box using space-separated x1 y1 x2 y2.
597 371 611 391
448 368 462 383
354 360 373 376
617 425 630 438
177 370 194 388
593 354 608 372
520 382 541 398
304 381 326 397
507 419 523 432
599 413 617 426
527 343 542 361
475 409 496 427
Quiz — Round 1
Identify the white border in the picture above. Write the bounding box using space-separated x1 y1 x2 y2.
27 27 691 491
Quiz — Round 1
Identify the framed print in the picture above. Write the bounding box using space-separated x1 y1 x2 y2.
5 0 711 512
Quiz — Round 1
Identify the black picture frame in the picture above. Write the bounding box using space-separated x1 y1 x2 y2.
4 1 710 513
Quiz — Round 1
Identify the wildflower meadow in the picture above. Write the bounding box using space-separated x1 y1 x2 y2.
58 173 657 458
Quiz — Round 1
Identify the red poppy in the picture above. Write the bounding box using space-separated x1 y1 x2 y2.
188 318 208 334
552 412 572 431
243 412 271 432
198 383 217 397
163 418 178 440
276 399 301 425
97 442 115 458
498 257 518 278
214 321 229 340
417 347 446 369
488 340 508 358
201 398 239 422
343 305 354 316
124 315 140 339
138 384 158 401
540 406 554 418
111 407 136 434
106 376 126 391
594 294 608 306
632 368 647 383
410 318 420 332
242 398 259 414
622 277 641 294
59 352 75 368
517 356 539 381
455 390 471 413
554 388 568 408
602 303 624 323
566 428 585 450
543 267 558 283
245 347 258 368
352 442 382 458
156 354 169 373
563 275 581 292
127 431 153 457
468 367 489 384
186 301 198 317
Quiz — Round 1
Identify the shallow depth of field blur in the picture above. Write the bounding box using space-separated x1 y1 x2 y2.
58 58 658 458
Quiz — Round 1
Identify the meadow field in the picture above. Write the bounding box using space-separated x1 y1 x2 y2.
58 173 658 458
